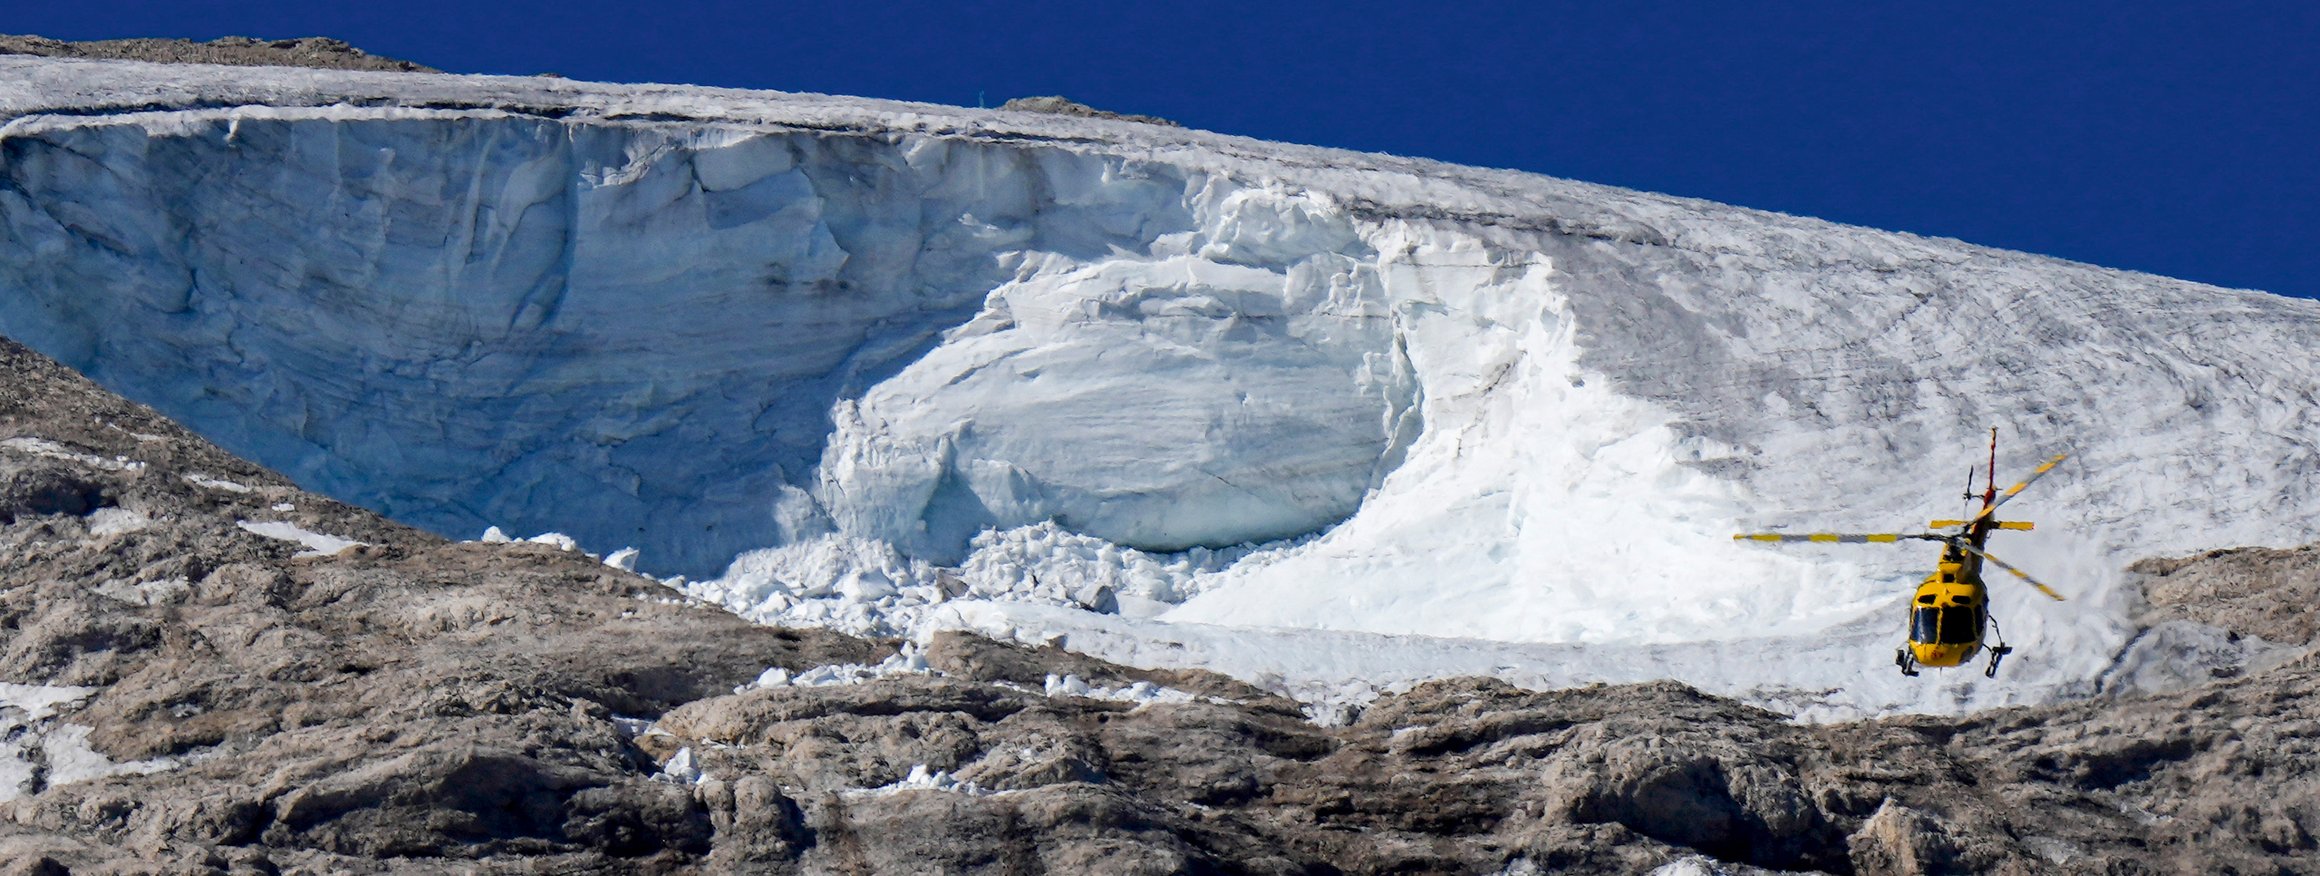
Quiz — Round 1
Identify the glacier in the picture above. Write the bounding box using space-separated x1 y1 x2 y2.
5 56 2319 717
0 102 1403 575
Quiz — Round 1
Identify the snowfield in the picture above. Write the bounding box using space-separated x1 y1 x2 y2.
5 56 2318 718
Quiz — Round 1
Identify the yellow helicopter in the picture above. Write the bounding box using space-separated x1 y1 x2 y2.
1735 429 2067 678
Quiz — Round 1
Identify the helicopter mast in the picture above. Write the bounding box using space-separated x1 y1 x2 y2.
1983 427 1999 507
1970 427 2000 549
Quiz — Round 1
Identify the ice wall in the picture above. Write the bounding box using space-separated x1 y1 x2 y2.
0 111 1409 575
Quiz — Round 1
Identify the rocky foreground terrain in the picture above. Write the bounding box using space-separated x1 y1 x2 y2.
0 338 2317 875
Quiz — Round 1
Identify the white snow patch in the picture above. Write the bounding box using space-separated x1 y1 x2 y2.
658 746 701 784
472 529 628 568
603 547 641 572
609 715 656 740
236 520 365 558
2022 835 2086 865
738 646 935 694
85 507 149 537
858 763 985 797
525 532 582 552
0 437 143 471
0 684 94 721
1648 857 1740 876
91 576 189 607
1041 673 1201 707
38 724 180 787
181 473 253 493
0 683 180 801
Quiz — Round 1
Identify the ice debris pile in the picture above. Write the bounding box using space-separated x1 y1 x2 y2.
687 522 1277 636
7 57 2320 717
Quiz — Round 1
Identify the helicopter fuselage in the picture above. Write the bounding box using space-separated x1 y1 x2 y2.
1906 548 1988 667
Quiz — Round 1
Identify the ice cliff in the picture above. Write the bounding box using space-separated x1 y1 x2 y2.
0 68 1409 576
5 57 2319 715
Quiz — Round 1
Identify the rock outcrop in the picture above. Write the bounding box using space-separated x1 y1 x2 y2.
0 34 432 72
2132 544 2320 647
997 95 1181 127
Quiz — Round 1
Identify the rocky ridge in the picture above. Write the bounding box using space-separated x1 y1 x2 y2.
997 95 1182 127
0 35 432 73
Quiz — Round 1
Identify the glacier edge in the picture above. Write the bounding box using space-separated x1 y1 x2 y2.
6 57 2320 718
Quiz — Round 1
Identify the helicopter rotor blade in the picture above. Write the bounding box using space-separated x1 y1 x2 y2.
1957 543 2066 601
1734 532 1944 544
1966 453 2069 527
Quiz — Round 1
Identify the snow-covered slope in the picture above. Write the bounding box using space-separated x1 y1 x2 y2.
5 57 2316 717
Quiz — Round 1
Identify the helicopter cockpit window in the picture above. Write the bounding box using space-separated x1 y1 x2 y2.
1911 607 1982 645
1936 606 1979 644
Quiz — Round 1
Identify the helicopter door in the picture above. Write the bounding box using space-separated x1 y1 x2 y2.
1910 606 1940 642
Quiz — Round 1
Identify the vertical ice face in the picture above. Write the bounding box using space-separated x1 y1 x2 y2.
0 112 1412 575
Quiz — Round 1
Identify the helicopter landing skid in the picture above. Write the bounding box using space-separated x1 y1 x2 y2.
1894 647 1919 677
1983 615 2014 678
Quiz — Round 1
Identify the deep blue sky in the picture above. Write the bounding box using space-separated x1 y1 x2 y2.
14 1 2317 297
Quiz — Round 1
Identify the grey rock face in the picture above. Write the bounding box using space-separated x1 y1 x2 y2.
0 333 2317 872
998 95 1182 127
0 460 110 524
2132 543 2320 647
0 337 882 871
